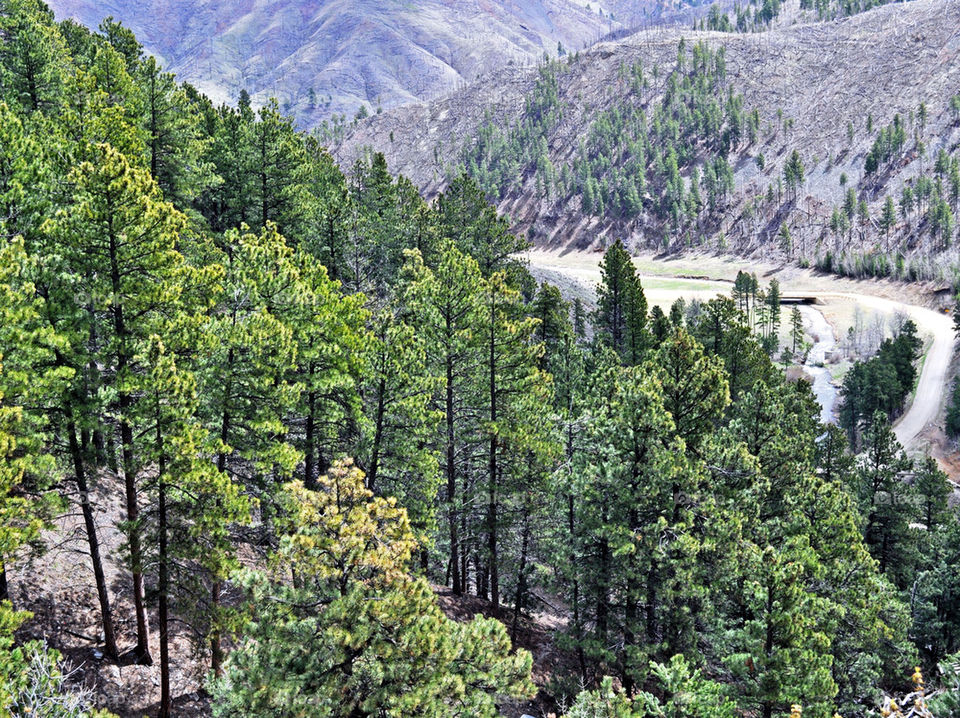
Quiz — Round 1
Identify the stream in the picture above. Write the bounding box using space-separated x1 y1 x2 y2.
797 304 838 424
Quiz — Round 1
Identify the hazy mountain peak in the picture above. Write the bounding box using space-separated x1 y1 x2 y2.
46 0 666 125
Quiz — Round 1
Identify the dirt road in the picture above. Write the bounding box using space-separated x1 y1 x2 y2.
524 250 956 450
788 291 953 449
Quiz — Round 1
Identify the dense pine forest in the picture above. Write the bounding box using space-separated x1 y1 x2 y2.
2 1 960 717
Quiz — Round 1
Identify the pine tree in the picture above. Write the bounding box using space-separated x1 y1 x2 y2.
0 238 62 606
196 224 302 672
595 240 648 363
657 327 729 456
911 517 960 665
140 337 249 718
531 283 569 362
198 104 255 233
880 195 897 246
766 279 782 350
346 152 399 293
51 143 191 664
855 411 915 587
401 244 483 596
649 305 670 344
210 463 534 717
478 271 551 607
435 173 527 277
0 0 70 115
783 150 805 201
572 297 587 342
912 456 950 532
301 137 352 281
724 542 837 718
64 37 147 161
357 309 441 543
139 55 214 206
285 251 366 491
790 307 803 355
778 223 792 257
563 657 737 717
250 100 309 242
947 379 960 437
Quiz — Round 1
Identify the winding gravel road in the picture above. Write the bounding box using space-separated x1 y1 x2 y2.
810 292 954 449
884 300 954 448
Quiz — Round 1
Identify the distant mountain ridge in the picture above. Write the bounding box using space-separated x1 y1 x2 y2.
45 0 714 127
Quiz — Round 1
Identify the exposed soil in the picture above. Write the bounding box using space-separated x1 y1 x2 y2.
9 470 211 717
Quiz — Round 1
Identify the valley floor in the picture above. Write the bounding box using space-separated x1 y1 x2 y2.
523 248 957 458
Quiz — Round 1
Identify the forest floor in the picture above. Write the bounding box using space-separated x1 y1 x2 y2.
11 469 211 717
435 588 577 717
10 465 576 717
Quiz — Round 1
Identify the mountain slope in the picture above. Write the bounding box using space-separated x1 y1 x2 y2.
336 0 960 279
44 0 708 127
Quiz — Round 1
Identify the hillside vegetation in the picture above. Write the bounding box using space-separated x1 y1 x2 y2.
338 0 960 282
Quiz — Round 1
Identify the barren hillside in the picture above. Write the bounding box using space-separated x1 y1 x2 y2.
45 0 720 127
337 0 960 280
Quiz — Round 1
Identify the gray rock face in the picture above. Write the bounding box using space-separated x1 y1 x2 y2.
45 0 692 126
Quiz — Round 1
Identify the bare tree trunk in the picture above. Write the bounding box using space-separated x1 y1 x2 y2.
597 534 610 644
108 214 151 665
510 502 531 643
367 378 386 493
446 348 460 595
117 391 151 664
211 347 234 676
487 301 499 608
568 493 587 680
156 400 171 718
68 416 119 661
304 364 317 490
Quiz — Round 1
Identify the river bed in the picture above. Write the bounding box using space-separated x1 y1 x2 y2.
797 304 838 424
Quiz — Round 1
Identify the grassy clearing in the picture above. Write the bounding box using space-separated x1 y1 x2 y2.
641 277 728 292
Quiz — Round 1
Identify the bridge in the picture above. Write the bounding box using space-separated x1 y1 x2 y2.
779 296 821 305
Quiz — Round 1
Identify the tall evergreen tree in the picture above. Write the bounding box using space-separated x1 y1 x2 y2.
357 309 441 543
51 143 190 664
139 55 214 207
478 271 551 607
0 0 70 115
196 224 302 672
855 411 916 587
0 238 62 607
211 463 534 717
401 244 483 595
435 174 527 277
594 240 648 364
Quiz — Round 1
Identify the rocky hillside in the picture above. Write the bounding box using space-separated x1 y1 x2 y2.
336 0 960 281
45 0 716 127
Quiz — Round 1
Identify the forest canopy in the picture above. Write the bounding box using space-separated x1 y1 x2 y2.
0 2 958 717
